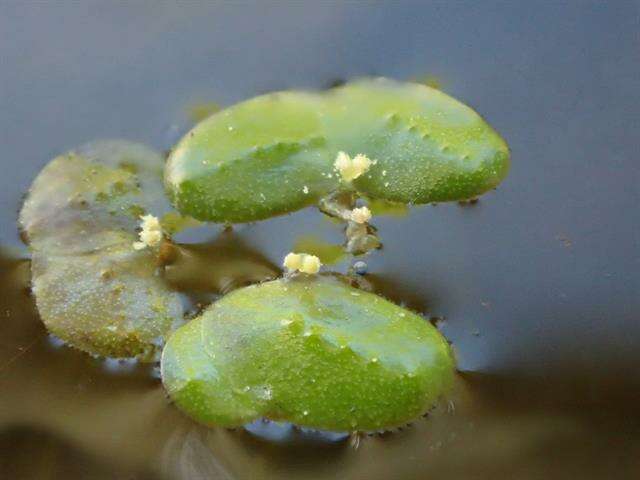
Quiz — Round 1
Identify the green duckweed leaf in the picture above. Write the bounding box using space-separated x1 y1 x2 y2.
161 275 455 431
19 140 183 359
165 78 510 223
328 80 510 204
166 91 333 222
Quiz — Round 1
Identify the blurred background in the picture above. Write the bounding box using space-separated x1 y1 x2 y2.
1 1 638 479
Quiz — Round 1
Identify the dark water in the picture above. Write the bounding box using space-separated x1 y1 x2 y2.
1 2 639 479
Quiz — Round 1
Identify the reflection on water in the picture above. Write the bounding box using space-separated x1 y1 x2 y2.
291 235 345 266
163 231 280 312
243 419 349 444
0 427 158 480
2 245 640 480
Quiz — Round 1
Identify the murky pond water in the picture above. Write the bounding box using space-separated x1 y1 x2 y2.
3 244 640 480
1 2 639 479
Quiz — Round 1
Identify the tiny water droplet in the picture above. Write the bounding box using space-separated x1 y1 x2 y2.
353 261 367 275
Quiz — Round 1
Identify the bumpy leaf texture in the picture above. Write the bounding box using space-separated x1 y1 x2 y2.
162 275 455 432
20 140 183 359
165 78 510 223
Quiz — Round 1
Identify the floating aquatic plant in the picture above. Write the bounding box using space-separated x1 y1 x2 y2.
161 275 455 432
165 78 509 224
17 77 511 434
19 140 183 360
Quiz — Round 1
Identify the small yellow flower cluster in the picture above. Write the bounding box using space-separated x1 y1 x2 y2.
283 252 322 274
349 206 372 224
133 214 163 250
333 151 373 182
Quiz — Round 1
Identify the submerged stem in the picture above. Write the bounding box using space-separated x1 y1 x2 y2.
318 191 381 256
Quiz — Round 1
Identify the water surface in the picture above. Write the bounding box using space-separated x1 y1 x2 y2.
1 2 639 479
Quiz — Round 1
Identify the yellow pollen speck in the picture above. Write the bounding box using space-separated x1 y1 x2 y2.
133 214 162 250
283 252 303 271
283 252 322 274
333 151 373 182
349 206 372 224
301 255 321 274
